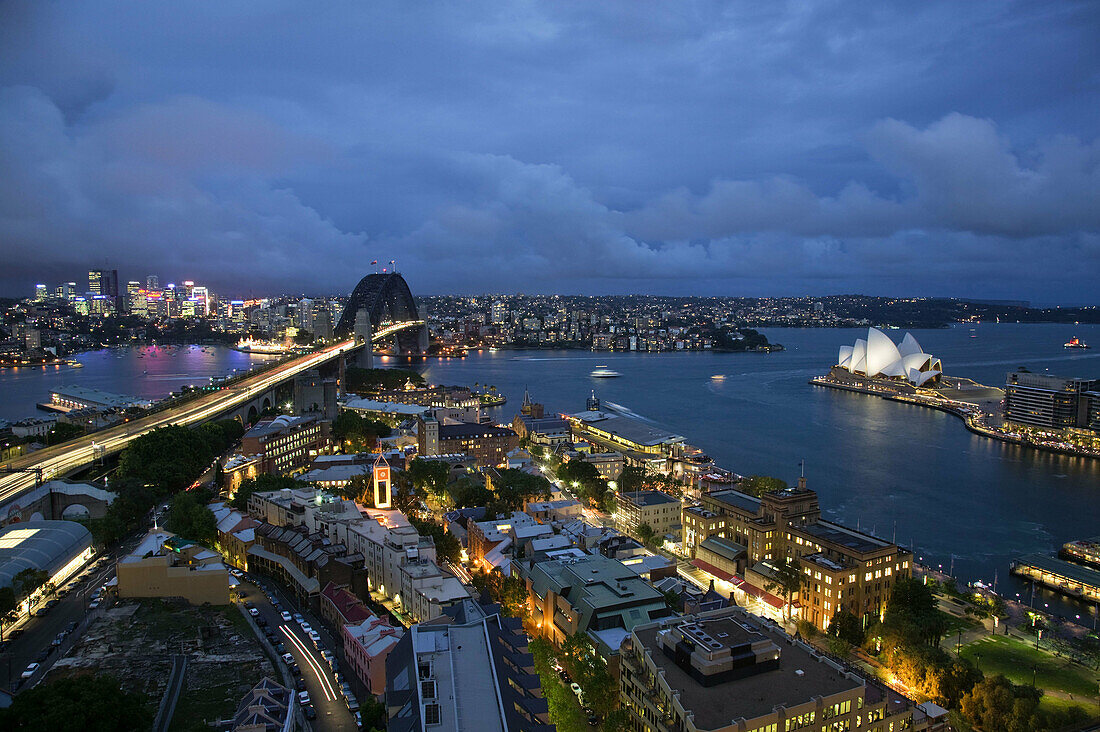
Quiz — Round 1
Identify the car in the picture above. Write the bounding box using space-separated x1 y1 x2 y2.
290 663 301 677
570 682 582 698
255 617 267 626
303 706 316 720
88 600 101 610
299 621 311 632
281 652 294 665
280 611 292 622
296 678 306 690
587 712 598 725
248 607 260 617
51 634 64 647
298 690 311 705
292 613 304 623
20 662 39 679
309 631 321 646
274 642 286 654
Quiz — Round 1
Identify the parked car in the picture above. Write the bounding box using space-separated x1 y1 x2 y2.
88 601 101 610
290 663 301 677
298 690 311 705
570 682 582 698
20 663 39 679
293 613 304 624
303 706 316 720
309 631 321 646
280 611 292 622
248 608 260 617
65 621 77 633
281 652 294 665
296 678 306 690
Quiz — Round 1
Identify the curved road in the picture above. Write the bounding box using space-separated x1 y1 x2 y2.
0 339 359 503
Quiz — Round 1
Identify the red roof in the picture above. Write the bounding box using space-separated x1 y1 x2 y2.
320 582 375 624
690 559 735 583
733 579 787 610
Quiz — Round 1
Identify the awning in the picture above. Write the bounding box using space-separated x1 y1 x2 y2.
690 559 735 583
734 580 787 610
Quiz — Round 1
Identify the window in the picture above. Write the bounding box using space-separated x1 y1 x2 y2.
421 680 436 699
424 703 441 725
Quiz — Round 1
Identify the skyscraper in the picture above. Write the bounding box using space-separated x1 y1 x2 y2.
146 274 159 289
88 269 120 310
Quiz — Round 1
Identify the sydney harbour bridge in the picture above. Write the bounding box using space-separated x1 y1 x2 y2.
0 271 431 515
335 272 430 356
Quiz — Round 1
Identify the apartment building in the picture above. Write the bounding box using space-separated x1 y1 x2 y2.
616 490 680 538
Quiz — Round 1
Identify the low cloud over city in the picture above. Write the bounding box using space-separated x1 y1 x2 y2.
1 1 1098 301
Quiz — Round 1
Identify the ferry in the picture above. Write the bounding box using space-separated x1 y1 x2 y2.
710 374 726 381
589 366 622 378
234 336 288 354
1064 336 1090 349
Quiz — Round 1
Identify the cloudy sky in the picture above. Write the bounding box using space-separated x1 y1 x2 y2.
1 1 1098 302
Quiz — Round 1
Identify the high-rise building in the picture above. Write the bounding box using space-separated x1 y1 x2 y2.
491 300 507 324
146 274 159 289
34 284 48 301
88 269 120 311
126 281 142 313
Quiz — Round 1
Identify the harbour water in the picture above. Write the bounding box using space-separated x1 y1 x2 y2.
417 322 1100 620
1 323 1098 618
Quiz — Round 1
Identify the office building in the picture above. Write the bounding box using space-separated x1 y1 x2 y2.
34 284 48 301
1004 371 1098 431
417 417 517 467
385 601 553 732
620 607 930 732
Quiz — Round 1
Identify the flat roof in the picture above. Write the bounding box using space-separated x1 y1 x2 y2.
635 612 863 728
798 521 891 555
568 411 684 447
708 490 762 514
622 490 679 507
1015 554 1100 587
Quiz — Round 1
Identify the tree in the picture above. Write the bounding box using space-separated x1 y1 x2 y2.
738 475 788 496
556 460 608 507
410 518 462 565
331 411 391 451
0 673 153 731
493 468 552 511
958 674 1087 732
828 609 865 646
880 577 950 648
617 465 647 492
164 491 217 546
448 475 492 508
12 568 48 602
407 458 451 500
45 421 85 446
764 556 803 621
635 522 655 545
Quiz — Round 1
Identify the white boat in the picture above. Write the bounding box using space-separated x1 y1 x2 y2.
589 366 622 378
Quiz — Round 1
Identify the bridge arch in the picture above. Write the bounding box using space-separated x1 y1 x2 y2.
335 272 428 354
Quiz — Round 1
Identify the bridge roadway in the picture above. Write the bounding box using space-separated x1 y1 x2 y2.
0 339 361 506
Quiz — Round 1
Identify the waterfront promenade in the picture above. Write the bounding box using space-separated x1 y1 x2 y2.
809 374 1100 460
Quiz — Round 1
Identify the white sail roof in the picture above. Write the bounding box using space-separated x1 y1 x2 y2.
851 339 867 374
898 332 923 358
865 328 903 376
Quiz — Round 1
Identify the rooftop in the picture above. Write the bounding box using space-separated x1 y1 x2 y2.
633 610 864 729
798 520 892 555
621 490 679 507
438 422 516 440
0 520 92 587
567 411 685 448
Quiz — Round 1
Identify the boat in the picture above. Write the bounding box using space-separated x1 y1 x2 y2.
710 374 726 381
234 336 288 354
1064 336 1090 349
66 360 83 368
589 366 622 378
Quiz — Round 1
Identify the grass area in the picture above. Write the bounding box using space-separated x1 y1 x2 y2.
939 609 980 637
960 634 1099 698
169 665 253 732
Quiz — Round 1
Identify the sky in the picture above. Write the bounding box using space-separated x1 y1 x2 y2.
1 1 1098 303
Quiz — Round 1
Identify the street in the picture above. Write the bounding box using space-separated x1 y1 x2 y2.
238 577 359 731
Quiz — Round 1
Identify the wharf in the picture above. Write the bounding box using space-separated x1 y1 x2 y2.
1010 554 1100 603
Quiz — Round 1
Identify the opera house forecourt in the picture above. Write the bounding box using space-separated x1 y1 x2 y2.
831 327 943 391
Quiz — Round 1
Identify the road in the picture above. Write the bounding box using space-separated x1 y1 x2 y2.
0 339 360 504
0 544 126 693
238 578 358 731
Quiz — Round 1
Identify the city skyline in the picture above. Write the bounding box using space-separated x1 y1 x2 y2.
2 3 1098 302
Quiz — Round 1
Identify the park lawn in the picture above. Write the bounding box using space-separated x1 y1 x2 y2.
960 634 1099 698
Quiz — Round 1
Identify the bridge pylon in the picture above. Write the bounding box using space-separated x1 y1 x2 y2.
353 308 375 369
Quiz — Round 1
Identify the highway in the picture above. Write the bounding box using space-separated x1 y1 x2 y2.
0 339 361 504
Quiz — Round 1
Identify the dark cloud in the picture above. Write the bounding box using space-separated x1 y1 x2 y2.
0 0 1097 301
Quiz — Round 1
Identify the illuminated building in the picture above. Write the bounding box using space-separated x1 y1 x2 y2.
0 521 94 610
240 415 328 474
620 607 933 732
835 327 942 387
117 530 230 605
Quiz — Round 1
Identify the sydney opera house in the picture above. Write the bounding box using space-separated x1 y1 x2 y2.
833 328 943 388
